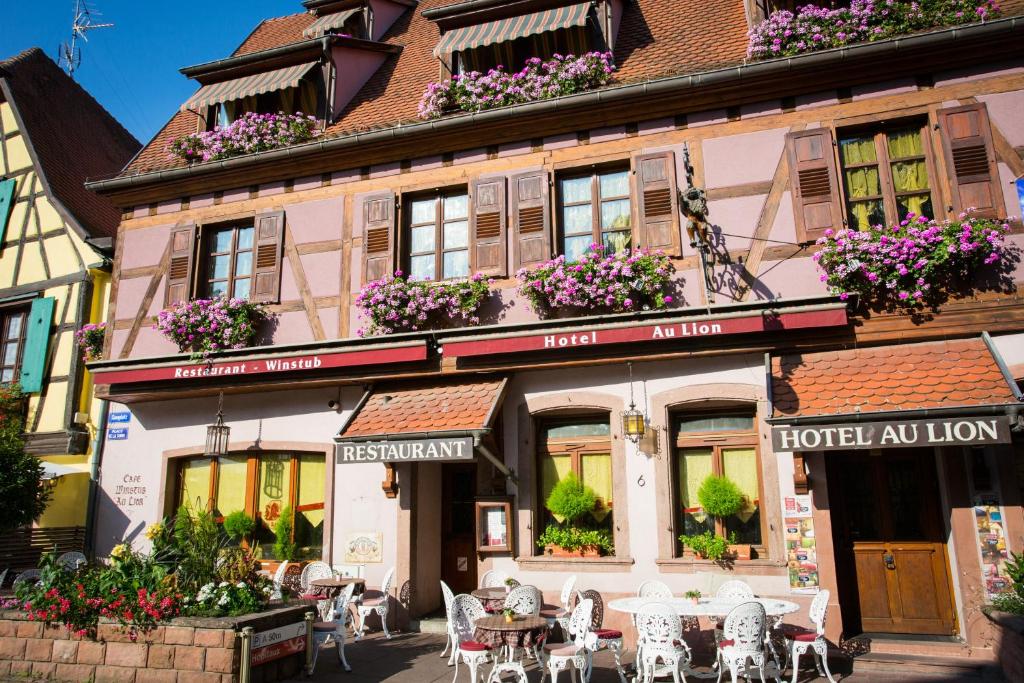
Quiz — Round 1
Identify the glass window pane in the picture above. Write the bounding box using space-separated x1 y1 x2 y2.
886 129 924 159
1 369 12 382
232 278 251 300
539 453 572 522
210 255 230 280
563 235 591 262
560 176 592 204
676 415 754 433
214 455 248 518
443 250 469 279
544 421 611 439
601 199 631 230
599 170 629 197
3 344 17 365
410 198 436 225
676 449 714 537
213 229 233 253
562 204 593 235
8 315 22 338
722 447 761 545
411 225 435 253
602 230 631 254
891 160 930 193
839 137 877 165
234 251 253 277
581 453 613 522
257 454 292 559
896 194 933 221
443 220 469 250
181 459 212 512
295 455 325 554
847 200 885 230
410 254 435 281
844 167 881 199
443 193 468 221
237 227 255 250
209 280 228 297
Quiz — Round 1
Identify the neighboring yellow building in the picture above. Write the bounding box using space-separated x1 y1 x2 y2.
0 49 139 550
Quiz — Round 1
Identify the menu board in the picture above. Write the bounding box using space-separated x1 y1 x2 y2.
784 495 819 594
482 506 508 547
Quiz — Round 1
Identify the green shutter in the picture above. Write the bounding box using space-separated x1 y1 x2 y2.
0 178 16 245
19 297 55 394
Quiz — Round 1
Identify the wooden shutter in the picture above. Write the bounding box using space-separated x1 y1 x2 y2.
0 178 16 244
253 210 285 303
786 128 844 241
363 192 396 283
164 223 196 307
471 176 507 277
936 103 1002 219
633 152 681 256
511 171 551 270
19 297 55 394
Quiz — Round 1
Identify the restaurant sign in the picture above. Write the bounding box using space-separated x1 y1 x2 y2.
250 621 307 666
771 415 1012 452
336 436 475 464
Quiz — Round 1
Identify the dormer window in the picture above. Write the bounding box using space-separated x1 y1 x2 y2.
304 5 367 39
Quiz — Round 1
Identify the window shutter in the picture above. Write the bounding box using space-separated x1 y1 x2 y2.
253 210 286 303
511 171 551 270
786 128 844 241
0 178 16 244
471 176 507 277
362 192 396 283
19 297 55 394
633 152 681 256
164 223 196 307
936 103 1002 219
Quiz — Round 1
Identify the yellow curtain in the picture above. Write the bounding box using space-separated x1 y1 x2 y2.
677 449 713 519
840 137 876 165
540 454 572 522
887 129 923 158
181 460 211 512
296 455 325 545
581 453 613 522
258 454 292 531
722 447 759 523
215 456 248 517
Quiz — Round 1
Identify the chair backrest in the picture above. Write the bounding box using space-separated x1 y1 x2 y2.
716 580 754 601
505 585 541 615
451 594 487 642
380 566 396 595
332 581 357 621
635 602 683 647
578 588 604 630
300 561 333 590
559 575 578 610
637 580 673 599
334 564 365 578
722 601 767 654
0 568 8 588
57 552 86 571
13 569 41 587
809 589 830 636
479 570 507 588
565 598 594 647
440 580 456 615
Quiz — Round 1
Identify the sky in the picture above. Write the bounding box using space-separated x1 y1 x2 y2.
0 1 299 145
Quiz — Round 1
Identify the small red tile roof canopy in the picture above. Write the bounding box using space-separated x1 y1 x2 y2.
772 338 1018 419
340 376 507 438
0 48 140 239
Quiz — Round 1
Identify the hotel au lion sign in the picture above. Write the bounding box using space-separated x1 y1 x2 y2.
771 415 1012 451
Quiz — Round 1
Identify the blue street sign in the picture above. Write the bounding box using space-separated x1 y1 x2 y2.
1016 177 1024 218
109 411 131 424
107 427 129 441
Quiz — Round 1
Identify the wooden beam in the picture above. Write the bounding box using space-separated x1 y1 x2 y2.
707 180 774 201
295 239 343 255
119 241 171 359
283 229 327 341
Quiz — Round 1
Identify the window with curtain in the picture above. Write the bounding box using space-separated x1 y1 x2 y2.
838 121 936 230
405 189 471 281
673 411 764 556
209 79 323 128
557 166 632 261
174 452 326 560
537 416 614 554
201 223 254 299
454 26 591 76
0 306 28 383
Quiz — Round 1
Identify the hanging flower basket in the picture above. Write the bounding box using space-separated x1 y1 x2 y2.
75 322 106 361
154 297 272 360
355 271 492 337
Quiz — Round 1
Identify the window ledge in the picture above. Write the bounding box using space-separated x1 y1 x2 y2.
515 556 635 572
655 557 787 575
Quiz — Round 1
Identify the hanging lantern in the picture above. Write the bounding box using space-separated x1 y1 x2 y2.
204 392 230 457
621 361 647 444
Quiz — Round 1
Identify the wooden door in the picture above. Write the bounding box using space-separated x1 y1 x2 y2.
831 450 956 636
441 464 478 595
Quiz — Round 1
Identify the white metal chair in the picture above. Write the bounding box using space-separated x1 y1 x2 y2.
311 581 355 672
56 552 86 571
300 561 334 593
541 575 577 633
451 593 493 683
505 585 541 616
12 569 41 588
637 580 673 599
633 602 692 683
334 564 365 578
581 588 627 683
441 580 458 664
356 566 395 639
270 561 290 600
716 601 780 683
783 590 836 683
479 570 508 589
716 580 754 601
540 597 593 683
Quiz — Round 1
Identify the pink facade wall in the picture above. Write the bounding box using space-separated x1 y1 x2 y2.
331 47 388 116
369 0 408 41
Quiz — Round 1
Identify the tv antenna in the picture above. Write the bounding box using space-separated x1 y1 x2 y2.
58 0 114 79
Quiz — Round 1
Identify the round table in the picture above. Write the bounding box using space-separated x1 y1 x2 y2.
473 614 549 660
471 587 509 612
309 577 365 599
607 596 800 619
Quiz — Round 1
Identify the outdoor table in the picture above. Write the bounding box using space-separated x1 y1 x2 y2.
473 614 549 662
471 586 509 613
308 577 366 622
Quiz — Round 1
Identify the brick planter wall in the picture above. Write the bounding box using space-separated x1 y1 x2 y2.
987 609 1024 683
0 604 311 683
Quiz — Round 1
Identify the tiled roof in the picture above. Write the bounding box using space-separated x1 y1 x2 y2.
772 338 1017 419
0 48 140 238
341 376 507 437
123 0 751 175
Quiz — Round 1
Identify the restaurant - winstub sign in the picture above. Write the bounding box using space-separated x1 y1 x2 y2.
771 415 1012 451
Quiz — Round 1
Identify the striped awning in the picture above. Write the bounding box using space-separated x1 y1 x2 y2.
303 8 360 38
432 2 592 57
180 61 318 112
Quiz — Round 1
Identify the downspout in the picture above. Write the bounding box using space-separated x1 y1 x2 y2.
84 397 109 560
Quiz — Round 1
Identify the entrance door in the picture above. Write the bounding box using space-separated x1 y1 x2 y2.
441 464 478 594
829 449 956 635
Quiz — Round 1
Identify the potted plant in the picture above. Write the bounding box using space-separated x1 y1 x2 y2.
503 576 516 594
223 510 256 545
684 590 702 605
983 552 1024 681
502 607 516 624
535 473 614 557
273 506 298 563
697 474 752 561
678 530 733 561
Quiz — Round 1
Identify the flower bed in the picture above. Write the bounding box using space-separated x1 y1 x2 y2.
355 271 492 336
813 211 1010 309
516 244 676 316
74 323 106 362
169 112 319 164
417 52 614 119
747 0 999 59
154 296 271 359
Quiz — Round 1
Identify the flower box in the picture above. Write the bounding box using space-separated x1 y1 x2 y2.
728 544 752 561
545 544 601 558
154 297 271 359
355 272 491 336
169 112 319 164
